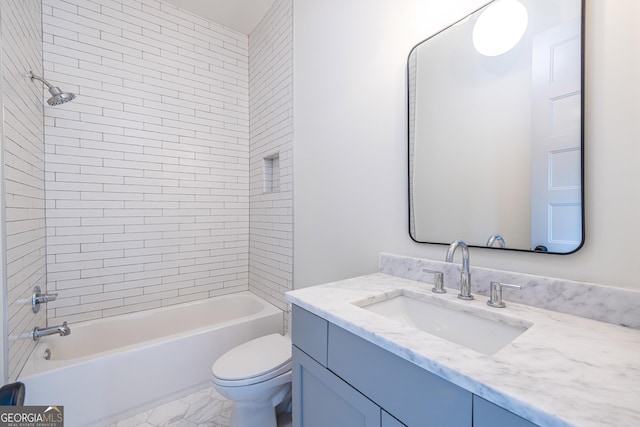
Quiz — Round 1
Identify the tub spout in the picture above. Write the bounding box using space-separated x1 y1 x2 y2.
33 321 71 341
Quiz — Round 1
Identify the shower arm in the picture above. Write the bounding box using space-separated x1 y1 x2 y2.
28 71 55 90
28 70 76 106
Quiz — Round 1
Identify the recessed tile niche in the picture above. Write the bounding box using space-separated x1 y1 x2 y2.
263 153 280 193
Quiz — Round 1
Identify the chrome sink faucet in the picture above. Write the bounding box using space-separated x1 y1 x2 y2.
33 321 71 341
446 240 473 300
486 234 506 248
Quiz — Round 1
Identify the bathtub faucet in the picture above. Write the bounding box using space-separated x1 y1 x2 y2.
33 321 71 341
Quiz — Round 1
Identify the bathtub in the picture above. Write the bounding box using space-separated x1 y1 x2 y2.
18 292 283 427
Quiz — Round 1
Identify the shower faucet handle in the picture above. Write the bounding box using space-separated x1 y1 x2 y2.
32 286 58 313
422 268 445 294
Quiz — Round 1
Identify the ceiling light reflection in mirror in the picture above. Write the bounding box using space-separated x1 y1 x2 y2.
473 0 529 56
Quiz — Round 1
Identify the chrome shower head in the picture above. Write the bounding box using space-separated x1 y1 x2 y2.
45 87 76 106
29 71 76 106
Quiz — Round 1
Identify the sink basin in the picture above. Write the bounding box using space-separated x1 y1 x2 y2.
356 292 530 355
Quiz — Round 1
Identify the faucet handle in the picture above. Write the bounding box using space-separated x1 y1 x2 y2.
32 286 58 313
487 282 521 308
422 268 445 294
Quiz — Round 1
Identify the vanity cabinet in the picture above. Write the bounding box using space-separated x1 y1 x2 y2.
292 305 388 426
293 346 383 427
473 396 538 427
292 305 468 426
382 412 406 427
291 305 539 427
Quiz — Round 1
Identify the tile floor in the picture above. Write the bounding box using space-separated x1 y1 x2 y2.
109 386 231 427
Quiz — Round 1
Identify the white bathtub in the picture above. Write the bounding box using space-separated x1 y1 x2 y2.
18 292 283 427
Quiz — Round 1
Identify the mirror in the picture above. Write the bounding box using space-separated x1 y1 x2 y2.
408 0 584 254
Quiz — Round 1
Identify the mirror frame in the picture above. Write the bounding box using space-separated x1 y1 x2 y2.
407 0 585 254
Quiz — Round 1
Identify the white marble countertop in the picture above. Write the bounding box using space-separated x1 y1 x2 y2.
286 273 640 427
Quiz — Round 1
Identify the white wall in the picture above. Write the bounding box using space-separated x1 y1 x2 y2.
42 0 251 324
293 0 640 291
248 0 293 312
0 0 47 381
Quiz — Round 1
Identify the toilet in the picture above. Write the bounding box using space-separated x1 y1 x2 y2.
211 333 292 427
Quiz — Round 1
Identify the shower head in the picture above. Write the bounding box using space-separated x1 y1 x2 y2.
45 86 76 106
29 71 76 106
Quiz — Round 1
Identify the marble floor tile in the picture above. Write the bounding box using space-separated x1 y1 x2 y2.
146 400 190 427
111 411 152 427
110 386 230 427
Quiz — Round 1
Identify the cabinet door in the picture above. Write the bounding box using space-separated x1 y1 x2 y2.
382 411 406 427
328 324 472 426
293 346 380 427
473 396 539 427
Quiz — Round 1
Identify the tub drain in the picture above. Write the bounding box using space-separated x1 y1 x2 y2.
43 349 51 360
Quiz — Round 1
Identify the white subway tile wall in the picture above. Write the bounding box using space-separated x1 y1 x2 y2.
1 0 48 381
43 0 252 324
248 0 293 312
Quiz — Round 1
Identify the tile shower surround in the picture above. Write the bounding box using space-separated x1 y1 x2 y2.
42 0 293 325
1 0 48 381
248 0 293 314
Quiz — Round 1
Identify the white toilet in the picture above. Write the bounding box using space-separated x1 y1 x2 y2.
211 333 292 427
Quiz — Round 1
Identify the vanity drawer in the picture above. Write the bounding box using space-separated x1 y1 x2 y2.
327 324 472 427
292 305 329 366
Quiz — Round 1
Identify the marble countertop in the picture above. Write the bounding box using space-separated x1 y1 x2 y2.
286 273 640 427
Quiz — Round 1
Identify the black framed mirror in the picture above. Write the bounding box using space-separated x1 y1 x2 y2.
408 0 584 254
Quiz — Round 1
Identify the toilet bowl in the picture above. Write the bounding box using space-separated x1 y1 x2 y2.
212 333 292 427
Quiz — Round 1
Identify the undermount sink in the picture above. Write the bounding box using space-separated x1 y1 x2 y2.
356 292 531 355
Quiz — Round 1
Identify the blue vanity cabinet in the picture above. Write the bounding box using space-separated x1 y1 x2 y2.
291 304 542 427
291 305 328 366
382 412 406 427
292 305 468 426
473 396 538 427
292 346 408 427
327 323 472 426
292 346 382 427
292 305 385 426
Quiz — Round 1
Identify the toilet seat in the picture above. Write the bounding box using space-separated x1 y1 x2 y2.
212 334 291 387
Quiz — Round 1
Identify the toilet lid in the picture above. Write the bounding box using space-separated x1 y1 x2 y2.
212 334 291 386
